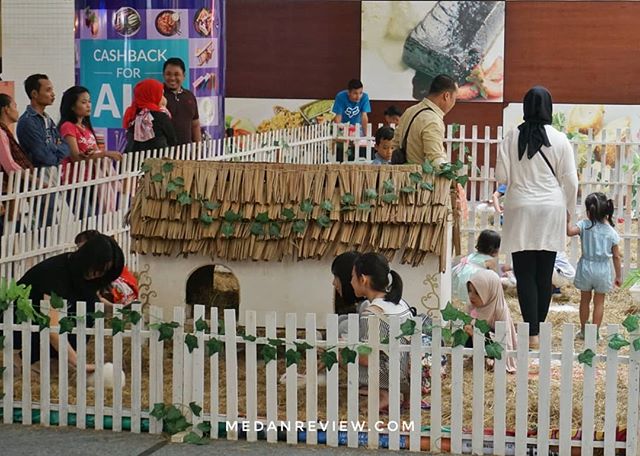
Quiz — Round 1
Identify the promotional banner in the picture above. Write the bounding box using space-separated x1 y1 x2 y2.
361 1 504 102
75 0 224 152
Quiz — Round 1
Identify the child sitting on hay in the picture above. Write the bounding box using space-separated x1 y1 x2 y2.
465 269 518 373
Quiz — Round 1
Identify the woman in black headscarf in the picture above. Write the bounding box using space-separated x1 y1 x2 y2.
14 234 124 370
496 86 578 349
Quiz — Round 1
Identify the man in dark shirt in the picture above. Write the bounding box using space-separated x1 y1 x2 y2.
162 58 201 145
16 74 69 167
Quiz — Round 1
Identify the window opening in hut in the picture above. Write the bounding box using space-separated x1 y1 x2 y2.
186 265 240 318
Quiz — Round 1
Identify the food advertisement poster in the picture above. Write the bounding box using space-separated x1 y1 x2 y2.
75 0 224 152
503 103 640 169
225 98 335 135
361 1 504 102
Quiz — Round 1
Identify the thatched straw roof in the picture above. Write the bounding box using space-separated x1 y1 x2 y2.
129 160 454 269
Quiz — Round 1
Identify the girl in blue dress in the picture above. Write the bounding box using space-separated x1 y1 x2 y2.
567 192 622 337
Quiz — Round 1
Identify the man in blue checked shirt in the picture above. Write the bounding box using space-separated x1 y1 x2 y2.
16 74 69 168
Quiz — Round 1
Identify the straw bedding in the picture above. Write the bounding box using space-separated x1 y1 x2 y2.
129 160 455 269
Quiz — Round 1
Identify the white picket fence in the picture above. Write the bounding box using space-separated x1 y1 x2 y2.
1 301 639 454
2 121 638 281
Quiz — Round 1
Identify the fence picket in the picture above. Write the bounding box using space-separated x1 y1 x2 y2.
626 326 640 456
471 328 485 454
559 324 575 455
537 323 552 455
388 315 401 451
245 310 258 442
581 324 598 454
224 308 239 440
449 332 464 454
130 302 143 433
94 301 105 431
171 306 184 408
192 304 205 429
40 300 51 427
209 307 220 439
305 313 318 445
346 313 359 448
148 305 163 434
493 321 507 456
112 304 124 432
603 324 620 456
2 300 13 424
408 315 422 452
75 301 87 429
430 319 442 453
367 315 381 450
514 322 530 455
58 301 69 427
265 311 278 443
20 314 31 425
285 313 297 444
326 313 339 447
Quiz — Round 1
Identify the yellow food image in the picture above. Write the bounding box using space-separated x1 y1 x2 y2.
566 105 605 135
257 107 304 133
594 116 630 166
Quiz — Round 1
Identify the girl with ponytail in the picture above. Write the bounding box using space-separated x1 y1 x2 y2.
350 252 412 411
567 192 622 338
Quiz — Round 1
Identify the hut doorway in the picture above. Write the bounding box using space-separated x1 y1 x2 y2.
185 265 240 319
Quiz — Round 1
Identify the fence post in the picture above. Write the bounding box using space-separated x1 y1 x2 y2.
224 308 238 441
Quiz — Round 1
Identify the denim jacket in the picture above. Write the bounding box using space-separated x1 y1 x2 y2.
16 105 69 167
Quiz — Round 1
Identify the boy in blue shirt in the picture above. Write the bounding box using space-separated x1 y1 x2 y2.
371 126 394 164
332 79 370 127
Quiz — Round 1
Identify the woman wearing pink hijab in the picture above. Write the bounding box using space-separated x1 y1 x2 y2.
466 269 518 373
123 79 177 153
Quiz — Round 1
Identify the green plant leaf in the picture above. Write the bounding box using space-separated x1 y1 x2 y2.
357 344 372 355
197 421 212 434
633 338 640 352
400 186 416 194
442 328 453 345
409 172 423 184
261 344 278 364
177 192 192 206
341 347 357 365
255 211 270 224
356 203 372 211
459 312 473 325
269 222 282 238
320 200 334 212
398 319 417 338
485 341 504 360
157 321 180 342
150 403 166 420
205 338 224 357
317 214 331 228
58 316 76 335
268 338 285 346
121 309 142 325
622 314 640 332
421 161 434 174
189 401 202 417
111 317 125 336
285 348 302 367
50 291 64 309
381 193 398 203
452 159 464 171
300 199 314 214
223 210 242 223
200 213 214 225
162 162 174 173
341 193 355 206
166 181 178 193
184 431 208 445
578 348 596 367
89 310 106 320
452 328 470 348
250 222 264 236
292 219 306 234
221 222 235 237
475 319 491 335
456 175 469 187
608 333 630 351
281 208 295 221
420 182 434 191
294 341 313 352
441 302 460 322
172 177 185 187
141 163 152 173
383 179 395 193
185 334 199 353
242 333 257 342
151 173 164 183
321 350 338 371
203 200 219 211
37 314 51 332
195 317 209 333
364 188 378 200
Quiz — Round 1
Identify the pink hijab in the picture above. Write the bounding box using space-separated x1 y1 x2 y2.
468 269 518 373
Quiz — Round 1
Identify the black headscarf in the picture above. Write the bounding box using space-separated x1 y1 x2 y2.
331 251 361 312
517 86 553 160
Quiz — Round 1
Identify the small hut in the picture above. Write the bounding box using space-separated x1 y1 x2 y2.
129 160 455 325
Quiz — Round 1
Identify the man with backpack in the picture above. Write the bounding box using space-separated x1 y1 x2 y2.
391 74 458 166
